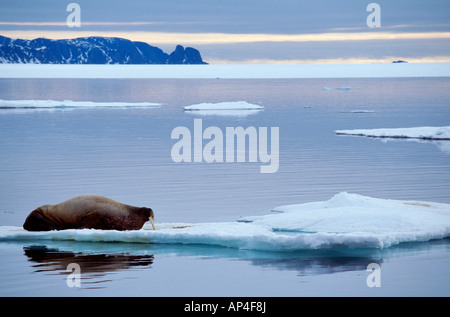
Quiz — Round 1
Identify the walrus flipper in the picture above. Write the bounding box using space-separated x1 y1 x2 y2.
23 209 59 231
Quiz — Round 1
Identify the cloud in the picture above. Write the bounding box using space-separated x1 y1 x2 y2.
207 56 450 65
2 30 450 45
0 21 196 27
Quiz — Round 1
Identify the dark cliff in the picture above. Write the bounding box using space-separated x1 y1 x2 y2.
0 36 207 64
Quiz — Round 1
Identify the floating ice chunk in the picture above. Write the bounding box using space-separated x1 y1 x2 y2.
185 109 263 117
322 86 351 91
1 193 449 251
184 101 263 111
339 110 376 113
0 99 163 110
335 126 450 140
348 110 375 113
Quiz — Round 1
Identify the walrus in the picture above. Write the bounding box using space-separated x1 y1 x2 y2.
23 195 155 231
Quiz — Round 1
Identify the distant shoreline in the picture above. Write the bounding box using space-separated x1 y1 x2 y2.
1 62 449 79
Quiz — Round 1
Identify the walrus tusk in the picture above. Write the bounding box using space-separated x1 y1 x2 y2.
149 216 156 230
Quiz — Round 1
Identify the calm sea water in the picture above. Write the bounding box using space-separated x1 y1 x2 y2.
0 77 449 296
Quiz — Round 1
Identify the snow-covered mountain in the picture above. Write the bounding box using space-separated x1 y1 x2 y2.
0 36 207 64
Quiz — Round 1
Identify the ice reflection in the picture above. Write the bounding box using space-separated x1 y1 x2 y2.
19 237 450 286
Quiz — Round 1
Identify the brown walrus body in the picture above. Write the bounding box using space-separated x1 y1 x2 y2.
23 195 155 231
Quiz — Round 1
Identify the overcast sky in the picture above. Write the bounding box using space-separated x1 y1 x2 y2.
1 0 449 64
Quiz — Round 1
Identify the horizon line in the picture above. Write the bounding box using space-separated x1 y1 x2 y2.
1 31 449 65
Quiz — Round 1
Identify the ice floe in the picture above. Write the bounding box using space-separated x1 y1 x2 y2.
0 99 163 111
335 126 450 140
184 109 263 117
183 101 263 116
339 110 376 113
322 86 351 91
1 193 449 251
184 101 263 111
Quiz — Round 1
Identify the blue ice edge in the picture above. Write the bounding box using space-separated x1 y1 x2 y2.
1 193 450 252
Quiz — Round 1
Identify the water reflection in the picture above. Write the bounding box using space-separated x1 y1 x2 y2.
19 238 450 288
337 134 450 155
23 244 154 289
251 255 382 276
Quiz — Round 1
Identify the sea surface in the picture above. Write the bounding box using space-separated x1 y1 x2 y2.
0 77 449 296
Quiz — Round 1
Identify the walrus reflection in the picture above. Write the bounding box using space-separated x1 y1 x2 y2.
23 245 154 288
23 195 155 231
